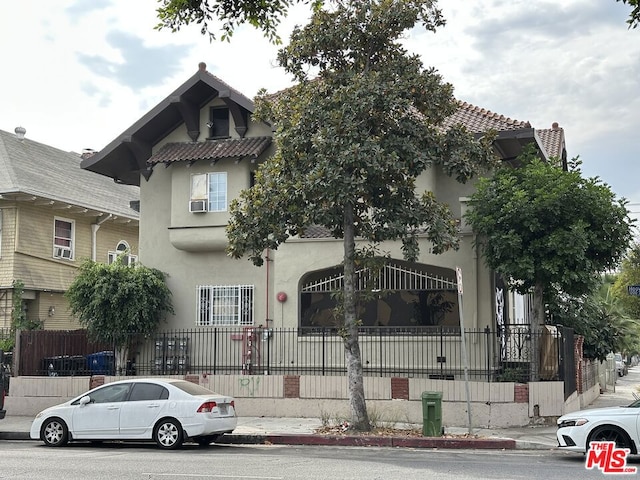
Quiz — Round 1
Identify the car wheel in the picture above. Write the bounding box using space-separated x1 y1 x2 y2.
588 425 634 452
195 435 220 446
154 418 183 450
41 418 69 447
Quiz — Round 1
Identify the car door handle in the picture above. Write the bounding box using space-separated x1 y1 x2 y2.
147 404 160 408
107 406 120 410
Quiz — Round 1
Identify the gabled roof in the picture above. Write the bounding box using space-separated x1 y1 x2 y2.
536 123 566 160
0 128 139 221
148 137 272 165
81 62 255 186
82 63 564 185
443 101 532 132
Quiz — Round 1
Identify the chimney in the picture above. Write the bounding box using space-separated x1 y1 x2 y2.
551 122 560 130
14 126 26 139
198 62 207 72
81 148 97 159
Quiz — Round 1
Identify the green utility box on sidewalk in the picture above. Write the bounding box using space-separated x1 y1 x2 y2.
421 391 443 436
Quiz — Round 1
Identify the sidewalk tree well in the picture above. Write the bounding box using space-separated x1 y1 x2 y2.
226 0 496 432
65 256 174 373
155 0 323 42
466 146 634 331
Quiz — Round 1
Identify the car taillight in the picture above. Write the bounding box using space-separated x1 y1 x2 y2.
230 400 235 408
197 401 217 413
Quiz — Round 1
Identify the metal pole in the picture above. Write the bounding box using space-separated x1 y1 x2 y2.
456 267 473 435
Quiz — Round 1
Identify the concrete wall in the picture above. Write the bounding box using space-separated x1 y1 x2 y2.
5 374 573 428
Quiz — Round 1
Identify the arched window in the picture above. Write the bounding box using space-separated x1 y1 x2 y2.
300 260 459 330
108 241 137 266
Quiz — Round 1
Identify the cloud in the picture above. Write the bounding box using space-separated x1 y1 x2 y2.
76 31 188 90
65 0 112 19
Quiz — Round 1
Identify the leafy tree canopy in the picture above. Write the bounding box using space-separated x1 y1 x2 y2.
226 0 496 431
65 257 174 348
611 243 640 319
466 146 633 304
155 0 323 42
548 278 640 361
227 0 496 266
617 0 640 28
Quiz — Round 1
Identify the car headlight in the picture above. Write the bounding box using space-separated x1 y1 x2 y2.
558 418 589 428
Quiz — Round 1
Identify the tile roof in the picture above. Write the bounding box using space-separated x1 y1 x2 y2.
536 123 565 159
148 136 272 165
442 101 532 133
0 128 139 219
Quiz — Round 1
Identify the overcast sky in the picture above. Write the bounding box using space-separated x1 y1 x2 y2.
1 0 638 217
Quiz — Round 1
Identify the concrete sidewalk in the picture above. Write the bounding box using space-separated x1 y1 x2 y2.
1 367 637 450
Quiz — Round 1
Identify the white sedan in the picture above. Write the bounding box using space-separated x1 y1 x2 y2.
556 400 640 454
30 378 237 449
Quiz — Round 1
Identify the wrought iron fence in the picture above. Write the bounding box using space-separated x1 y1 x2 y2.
15 325 571 382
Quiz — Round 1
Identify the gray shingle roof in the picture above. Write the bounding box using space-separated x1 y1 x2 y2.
0 128 139 219
148 137 272 165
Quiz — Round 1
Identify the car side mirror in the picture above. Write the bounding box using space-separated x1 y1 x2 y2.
79 395 91 405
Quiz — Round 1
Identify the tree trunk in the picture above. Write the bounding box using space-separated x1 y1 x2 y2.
342 203 370 431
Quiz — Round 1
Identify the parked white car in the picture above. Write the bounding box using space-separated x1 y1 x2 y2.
30 378 237 449
556 399 640 454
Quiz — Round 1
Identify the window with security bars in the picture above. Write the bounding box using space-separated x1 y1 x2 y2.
197 285 254 326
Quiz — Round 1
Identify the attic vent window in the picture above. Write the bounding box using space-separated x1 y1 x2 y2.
208 107 229 139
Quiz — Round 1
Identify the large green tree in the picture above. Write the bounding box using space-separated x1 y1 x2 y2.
226 0 495 431
611 243 640 320
156 0 322 41
466 147 633 332
548 277 640 361
65 257 174 373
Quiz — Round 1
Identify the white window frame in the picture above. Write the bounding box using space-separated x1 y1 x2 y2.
190 172 227 213
107 240 137 266
197 285 254 326
53 217 75 260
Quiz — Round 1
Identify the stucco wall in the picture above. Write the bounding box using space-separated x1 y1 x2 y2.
6 375 567 428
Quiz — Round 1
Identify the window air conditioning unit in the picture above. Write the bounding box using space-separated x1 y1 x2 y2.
54 246 73 259
189 200 208 213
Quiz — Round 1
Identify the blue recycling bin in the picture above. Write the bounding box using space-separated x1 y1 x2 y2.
86 351 115 375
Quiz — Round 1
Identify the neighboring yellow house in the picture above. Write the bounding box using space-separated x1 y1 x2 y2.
0 127 139 330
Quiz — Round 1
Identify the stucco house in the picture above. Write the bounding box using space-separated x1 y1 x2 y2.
81 62 567 378
0 128 139 331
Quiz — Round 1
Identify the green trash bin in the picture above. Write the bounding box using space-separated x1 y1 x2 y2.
421 391 443 436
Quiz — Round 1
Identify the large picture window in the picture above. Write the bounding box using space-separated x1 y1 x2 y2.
197 285 254 326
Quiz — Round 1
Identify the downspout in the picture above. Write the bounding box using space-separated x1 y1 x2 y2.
91 214 113 261
265 248 271 327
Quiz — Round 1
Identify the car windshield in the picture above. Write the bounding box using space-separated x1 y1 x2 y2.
171 380 220 396
615 354 623 361
626 399 640 408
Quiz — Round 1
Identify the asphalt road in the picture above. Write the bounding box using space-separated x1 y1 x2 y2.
1 440 636 479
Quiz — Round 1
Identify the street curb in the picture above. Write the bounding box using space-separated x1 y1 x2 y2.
218 433 518 449
1 431 554 450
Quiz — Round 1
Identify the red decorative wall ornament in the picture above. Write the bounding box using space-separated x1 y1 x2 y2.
276 292 288 303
